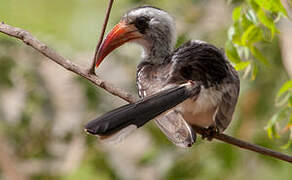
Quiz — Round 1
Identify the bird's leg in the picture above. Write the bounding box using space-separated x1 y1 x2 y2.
201 126 219 141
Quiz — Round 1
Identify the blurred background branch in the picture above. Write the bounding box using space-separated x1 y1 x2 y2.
0 132 28 180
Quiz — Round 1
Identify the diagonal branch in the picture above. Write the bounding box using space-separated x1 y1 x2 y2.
0 22 137 103
215 133 292 163
192 125 292 163
1 22 292 163
89 0 115 75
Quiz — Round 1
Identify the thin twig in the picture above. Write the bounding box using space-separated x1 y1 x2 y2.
192 126 292 163
1 23 292 164
215 134 292 163
89 0 115 75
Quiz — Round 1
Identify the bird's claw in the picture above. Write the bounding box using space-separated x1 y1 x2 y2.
187 80 195 85
201 126 218 141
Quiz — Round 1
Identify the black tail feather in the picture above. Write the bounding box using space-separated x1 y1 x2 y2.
85 83 200 136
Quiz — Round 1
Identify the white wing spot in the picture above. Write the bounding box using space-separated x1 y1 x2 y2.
100 125 137 144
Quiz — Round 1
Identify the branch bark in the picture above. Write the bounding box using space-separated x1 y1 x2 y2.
1 22 292 163
192 126 292 163
0 22 137 103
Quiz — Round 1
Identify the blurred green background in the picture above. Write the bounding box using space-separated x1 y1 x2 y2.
0 0 292 180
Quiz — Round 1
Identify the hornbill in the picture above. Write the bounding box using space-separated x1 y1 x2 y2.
85 6 240 147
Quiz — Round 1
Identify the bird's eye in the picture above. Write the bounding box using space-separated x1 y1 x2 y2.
134 16 150 34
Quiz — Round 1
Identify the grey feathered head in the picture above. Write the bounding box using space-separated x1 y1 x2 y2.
122 6 176 51
95 6 177 67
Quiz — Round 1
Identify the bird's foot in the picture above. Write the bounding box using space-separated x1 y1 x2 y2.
187 80 195 85
201 126 219 141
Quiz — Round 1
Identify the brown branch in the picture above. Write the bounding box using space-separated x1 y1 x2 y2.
214 134 292 163
1 23 292 164
0 22 137 103
192 126 292 163
89 0 115 75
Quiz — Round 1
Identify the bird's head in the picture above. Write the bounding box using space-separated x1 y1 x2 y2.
96 6 176 67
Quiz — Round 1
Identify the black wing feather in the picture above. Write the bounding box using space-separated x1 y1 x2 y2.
85 84 200 136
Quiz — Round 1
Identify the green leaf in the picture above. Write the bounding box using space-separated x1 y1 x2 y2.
225 41 241 63
250 46 270 66
251 62 258 80
246 10 258 24
265 107 289 139
249 0 260 10
242 46 251 60
235 61 250 71
266 124 279 139
241 25 263 46
256 7 278 39
277 80 292 98
254 0 288 16
281 118 292 149
230 22 244 45
275 93 290 107
241 15 254 29
232 6 242 21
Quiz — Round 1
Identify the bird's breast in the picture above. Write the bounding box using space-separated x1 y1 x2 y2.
136 63 228 128
177 86 223 127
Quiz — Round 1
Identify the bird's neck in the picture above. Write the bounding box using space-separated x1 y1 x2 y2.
139 37 174 65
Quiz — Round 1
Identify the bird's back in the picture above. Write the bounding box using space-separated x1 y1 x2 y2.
169 40 239 132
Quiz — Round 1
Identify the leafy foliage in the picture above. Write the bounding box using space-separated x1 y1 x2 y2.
265 80 292 148
226 0 287 74
228 0 291 147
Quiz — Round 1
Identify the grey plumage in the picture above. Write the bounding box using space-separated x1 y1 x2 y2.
129 7 239 146
85 6 240 147
136 40 239 146
122 6 176 64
